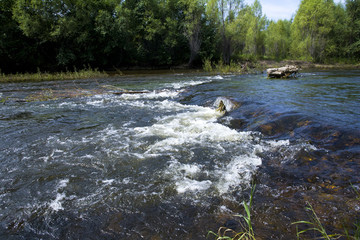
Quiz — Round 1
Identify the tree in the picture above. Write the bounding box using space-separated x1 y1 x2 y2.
12 0 125 69
290 0 339 62
206 0 243 64
345 0 360 60
0 0 41 73
181 0 205 66
265 19 291 59
243 0 266 57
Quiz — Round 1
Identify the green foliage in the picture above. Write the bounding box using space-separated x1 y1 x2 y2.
265 20 291 59
345 0 360 59
1 0 359 73
243 0 266 57
203 58 213 72
290 0 350 63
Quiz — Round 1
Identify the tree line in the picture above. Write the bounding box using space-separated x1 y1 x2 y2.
0 0 359 73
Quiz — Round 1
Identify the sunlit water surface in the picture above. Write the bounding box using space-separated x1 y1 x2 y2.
0 70 359 239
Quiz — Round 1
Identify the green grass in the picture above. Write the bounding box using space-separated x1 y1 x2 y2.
202 60 263 74
209 183 360 240
292 183 360 240
292 202 341 240
208 185 256 240
0 68 108 83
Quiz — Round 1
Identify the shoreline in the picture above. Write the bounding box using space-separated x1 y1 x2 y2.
1 60 359 83
257 60 360 70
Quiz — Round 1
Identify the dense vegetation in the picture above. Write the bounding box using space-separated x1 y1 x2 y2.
1 0 359 73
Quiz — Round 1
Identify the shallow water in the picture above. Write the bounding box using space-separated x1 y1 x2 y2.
0 70 359 239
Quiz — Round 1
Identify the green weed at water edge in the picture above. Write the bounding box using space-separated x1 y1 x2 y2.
292 202 341 240
207 185 256 240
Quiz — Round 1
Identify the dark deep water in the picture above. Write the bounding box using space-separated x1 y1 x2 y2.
0 70 359 239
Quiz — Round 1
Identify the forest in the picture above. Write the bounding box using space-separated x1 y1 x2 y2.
0 0 359 73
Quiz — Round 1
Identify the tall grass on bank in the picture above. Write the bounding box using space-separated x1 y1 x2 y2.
208 185 256 240
202 59 263 74
0 68 108 83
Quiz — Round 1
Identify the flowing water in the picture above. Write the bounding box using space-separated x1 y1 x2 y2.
0 70 359 239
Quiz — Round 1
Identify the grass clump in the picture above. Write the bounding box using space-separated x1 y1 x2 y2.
208 183 360 240
0 67 108 83
292 202 341 240
203 58 213 72
202 59 263 74
208 185 256 240
293 183 360 240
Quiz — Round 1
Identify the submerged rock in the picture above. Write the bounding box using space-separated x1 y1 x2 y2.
214 97 240 113
216 100 226 113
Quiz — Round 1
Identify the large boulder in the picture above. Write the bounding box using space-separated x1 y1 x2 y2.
267 65 299 78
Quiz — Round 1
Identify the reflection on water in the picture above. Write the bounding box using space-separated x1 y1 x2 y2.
0 70 359 239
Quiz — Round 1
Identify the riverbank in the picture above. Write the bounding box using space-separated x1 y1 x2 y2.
0 68 108 83
1 60 359 83
203 59 360 75
258 60 360 70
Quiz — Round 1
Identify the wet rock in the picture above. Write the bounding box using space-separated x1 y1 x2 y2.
229 118 247 129
216 100 226 113
259 124 274 135
267 65 299 78
224 219 239 231
2 111 33 120
106 212 123 233
214 97 240 112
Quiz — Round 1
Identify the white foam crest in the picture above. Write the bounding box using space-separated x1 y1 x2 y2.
167 160 202 177
176 179 212 193
135 107 252 152
169 80 211 89
267 139 290 148
102 179 115 185
165 159 211 193
207 75 224 80
216 155 262 194
151 99 194 112
49 179 69 211
85 99 105 106
49 193 66 211
58 179 69 189
119 90 180 100
58 102 78 108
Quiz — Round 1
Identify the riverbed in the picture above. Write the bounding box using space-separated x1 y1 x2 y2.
0 70 359 239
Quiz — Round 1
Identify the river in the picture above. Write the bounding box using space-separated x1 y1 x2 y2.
0 70 359 239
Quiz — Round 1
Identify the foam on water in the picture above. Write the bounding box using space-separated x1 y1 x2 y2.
5 78 313 215
215 155 262 194
176 179 212 193
69 84 293 197
49 193 66 211
0 75 346 239
207 75 224 80
169 80 212 89
134 106 252 153
119 89 181 100
49 179 69 211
